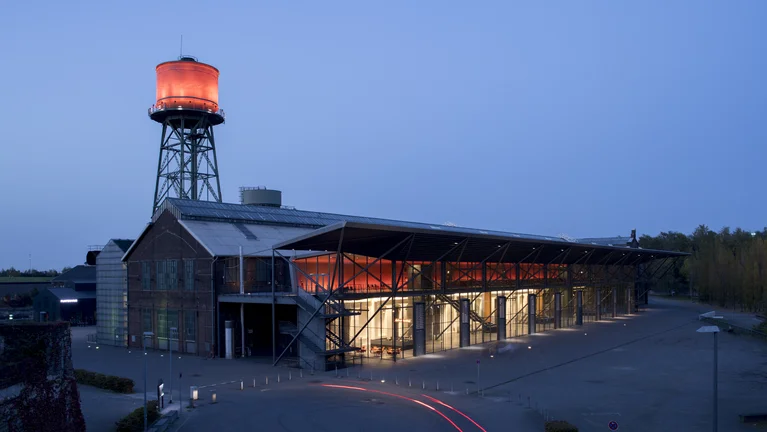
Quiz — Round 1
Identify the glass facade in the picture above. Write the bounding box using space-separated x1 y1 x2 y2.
96 241 129 346
288 253 631 362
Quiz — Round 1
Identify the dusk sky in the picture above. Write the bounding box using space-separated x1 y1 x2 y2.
2 1 765 270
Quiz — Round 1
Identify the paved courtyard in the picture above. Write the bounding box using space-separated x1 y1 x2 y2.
73 297 767 431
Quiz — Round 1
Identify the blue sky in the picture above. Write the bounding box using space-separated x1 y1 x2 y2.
1 1 765 270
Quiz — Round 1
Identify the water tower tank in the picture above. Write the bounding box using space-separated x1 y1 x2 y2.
150 56 224 125
240 187 282 207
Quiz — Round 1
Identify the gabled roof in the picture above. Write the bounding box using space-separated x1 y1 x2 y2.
178 220 314 257
52 265 96 283
127 198 686 263
155 198 571 244
47 287 96 300
112 239 135 253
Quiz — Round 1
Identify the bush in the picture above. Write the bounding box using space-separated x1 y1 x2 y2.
545 420 579 432
74 369 134 393
115 400 160 432
754 321 767 334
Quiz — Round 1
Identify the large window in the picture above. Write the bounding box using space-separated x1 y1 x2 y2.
156 261 166 290
141 262 151 291
155 260 178 291
142 309 152 333
184 260 195 291
184 311 196 340
255 259 269 282
167 260 178 290
156 309 180 339
225 257 239 284
168 310 179 338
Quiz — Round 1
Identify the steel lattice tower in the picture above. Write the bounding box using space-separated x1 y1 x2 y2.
148 56 225 215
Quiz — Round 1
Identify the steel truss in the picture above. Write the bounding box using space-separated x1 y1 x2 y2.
153 114 222 214
275 235 680 366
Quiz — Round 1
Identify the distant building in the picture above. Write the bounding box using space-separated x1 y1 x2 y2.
96 239 134 346
33 287 96 324
0 277 51 298
51 265 97 291
34 260 98 324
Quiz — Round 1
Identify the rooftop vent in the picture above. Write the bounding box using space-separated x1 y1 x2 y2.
239 186 282 207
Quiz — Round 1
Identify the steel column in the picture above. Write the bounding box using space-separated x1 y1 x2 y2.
595 288 601 321
528 294 537 335
497 295 507 339
576 290 583 326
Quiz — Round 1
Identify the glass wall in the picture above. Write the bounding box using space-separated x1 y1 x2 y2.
96 241 128 347
291 255 557 295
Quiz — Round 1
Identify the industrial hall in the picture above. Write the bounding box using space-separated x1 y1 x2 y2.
119 55 686 371
121 193 686 371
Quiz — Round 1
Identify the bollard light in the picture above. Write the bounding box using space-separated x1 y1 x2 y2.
190 386 198 401
240 380 244 390
211 390 217 403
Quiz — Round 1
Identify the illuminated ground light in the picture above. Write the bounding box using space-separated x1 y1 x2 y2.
320 384 472 431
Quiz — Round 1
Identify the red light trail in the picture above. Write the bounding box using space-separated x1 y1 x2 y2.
320 384 464 431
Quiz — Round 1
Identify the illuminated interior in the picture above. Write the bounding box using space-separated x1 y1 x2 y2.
291 253 631 360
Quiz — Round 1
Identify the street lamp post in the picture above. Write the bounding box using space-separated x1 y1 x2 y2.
169 327 177 405
143 331 154 432
697 325 720 432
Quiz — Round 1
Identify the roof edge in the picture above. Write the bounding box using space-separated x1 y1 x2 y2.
122 223 154 262
271 221 347 250
176 220 217 257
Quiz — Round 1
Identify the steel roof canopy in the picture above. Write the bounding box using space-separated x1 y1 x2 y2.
273 221 688 265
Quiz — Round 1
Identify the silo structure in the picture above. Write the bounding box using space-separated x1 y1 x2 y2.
148 56 225 214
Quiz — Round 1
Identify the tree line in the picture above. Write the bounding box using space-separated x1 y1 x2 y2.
640 225 767 312
0 267 71 278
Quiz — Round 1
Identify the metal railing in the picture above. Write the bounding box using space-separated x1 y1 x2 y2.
148 102 225 119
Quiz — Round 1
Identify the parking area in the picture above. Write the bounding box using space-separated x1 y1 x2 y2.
73 297 767 431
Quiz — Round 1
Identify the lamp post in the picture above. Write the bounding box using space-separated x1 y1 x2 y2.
143 331 154 432
697 325 720 432
169 327 177 405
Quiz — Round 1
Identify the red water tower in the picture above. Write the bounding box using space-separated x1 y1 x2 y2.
149 56 225 215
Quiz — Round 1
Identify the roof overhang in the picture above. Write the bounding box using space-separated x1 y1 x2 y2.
273 221 688 265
